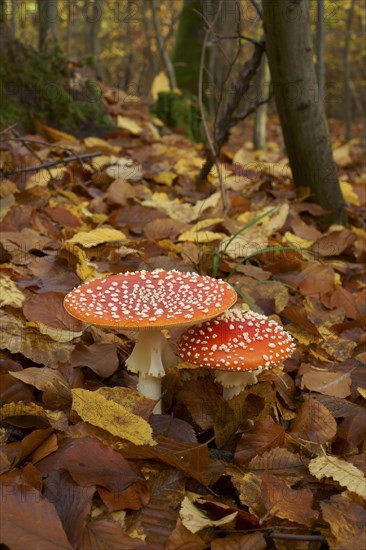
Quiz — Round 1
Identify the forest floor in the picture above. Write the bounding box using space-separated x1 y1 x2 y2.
0 88 365 549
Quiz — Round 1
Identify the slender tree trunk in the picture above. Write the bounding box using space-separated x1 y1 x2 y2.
316 0 325 101
253 54 270 149
343 0 356 142
263 0 346 224
10 0 16 36
150 0 177 90
84 0 103 79
38 0 59 51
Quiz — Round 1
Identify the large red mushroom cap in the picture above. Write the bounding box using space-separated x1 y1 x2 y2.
177 307 295 399
64 269 237 329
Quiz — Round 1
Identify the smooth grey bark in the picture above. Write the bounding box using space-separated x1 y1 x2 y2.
253 54 270 149
343 0 356 141
84 0 103 79
38 0 59 50
263 0 346 224
316 0 325 100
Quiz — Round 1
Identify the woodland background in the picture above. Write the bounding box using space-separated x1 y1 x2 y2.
0 1 365 549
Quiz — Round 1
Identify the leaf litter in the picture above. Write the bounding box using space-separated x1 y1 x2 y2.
0 92 365 549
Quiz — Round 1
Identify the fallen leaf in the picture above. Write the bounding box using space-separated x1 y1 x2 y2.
321 493 366 549
180 496 237 534
80 518 145 550
66 227 126 248
234 416 285 464
0 274 25 308
301 369 352 398
261 470 318 526
290 398 337 444
117 116 143 135
84 136 121 155
309 454 366 499
70 343 119 377
23 292 83 332
0 477 73 549
71 388 155 446
151 71 170 100
211 532 266 550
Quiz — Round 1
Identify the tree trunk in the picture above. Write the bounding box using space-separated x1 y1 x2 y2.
253 54 270 149
316 0 325 102
173 0 204 94
263 0 346 224
38 0 59 51
84 0 103 79
343 0 356 142
150 0 177 90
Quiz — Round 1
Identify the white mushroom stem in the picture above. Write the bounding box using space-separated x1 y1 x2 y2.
125 330 169 413
214 369 262 400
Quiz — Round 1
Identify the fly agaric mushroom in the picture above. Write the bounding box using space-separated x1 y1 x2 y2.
64 269 237 412
177 307 295 400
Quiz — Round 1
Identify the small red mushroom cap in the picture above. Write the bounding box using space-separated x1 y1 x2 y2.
177 307 295 371
64 269 237 329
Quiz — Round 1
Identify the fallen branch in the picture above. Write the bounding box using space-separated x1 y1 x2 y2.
2 152 102 176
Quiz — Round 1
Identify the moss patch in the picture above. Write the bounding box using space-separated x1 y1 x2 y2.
0 38 114 137
153 91 206 143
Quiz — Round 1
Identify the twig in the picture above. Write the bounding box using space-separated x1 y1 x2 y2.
269 533 325 542
10 129 53 179
197 0 228 211
200 36 265 179
214 34 263 47
2 152 102 176
232 92 273 123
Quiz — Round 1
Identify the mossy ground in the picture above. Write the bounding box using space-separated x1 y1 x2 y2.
0 37 114 137
153 91 206 143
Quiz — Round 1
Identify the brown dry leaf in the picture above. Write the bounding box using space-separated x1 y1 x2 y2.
309 454 366 499
167 518 206 550
261 470 318 526
180 496 237 534
290 398 337 444
234 416 285 464
71 388 155 445
211 532 267 550
248 447 306 481
43 470 95 548
321 493 366 550
10 367 69 393
36 437 145 494
301 369 352 398
80 518 146 550
139 468 185 546
312 227 356 257
0 274 25 308
66 227 126 248
70 342 119 377
23 291 83 332
0 477 73 549
61 242 98 281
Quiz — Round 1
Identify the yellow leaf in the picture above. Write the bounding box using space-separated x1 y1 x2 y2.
180 497 237 534
0 274 25 308
71 388 155 446
26 167 65 189
152 171 176 186
91 155 111 170
357 387 366 399
309 454 366 499
84 137 121 155
117 116 143 135
192 218 224 231
178 230 227 243
283 231 314 249
26 322 84 343
150 71 170 101
340 181 361 205
34 120 77 142
333 141 356 167
0 401 48 418
62 242 98 281
142 192 221 223
66 227 126 248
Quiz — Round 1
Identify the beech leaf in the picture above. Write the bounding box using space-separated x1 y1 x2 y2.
309 454 366 499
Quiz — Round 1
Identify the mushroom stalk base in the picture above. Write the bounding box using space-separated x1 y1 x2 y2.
126 330 168 413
